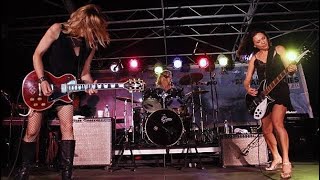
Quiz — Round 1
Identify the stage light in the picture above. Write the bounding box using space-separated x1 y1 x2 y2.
198 56 209 68
286 50 298 63
129 58 139 69
154 64 163 75
110 62 120 72
173 57 182 69
217 54 228 67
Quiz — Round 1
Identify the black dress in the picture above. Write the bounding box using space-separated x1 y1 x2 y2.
254 47 293 114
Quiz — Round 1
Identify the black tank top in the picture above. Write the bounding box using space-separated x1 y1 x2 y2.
44 28 91 79
254 46 293 110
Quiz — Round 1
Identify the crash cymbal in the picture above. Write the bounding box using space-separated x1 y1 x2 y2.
186 90 209 96
179 73 203 85
116 96 139 103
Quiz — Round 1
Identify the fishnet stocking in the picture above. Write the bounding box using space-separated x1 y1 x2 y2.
56 105 74 140
23 104 75 142
23 111 43 142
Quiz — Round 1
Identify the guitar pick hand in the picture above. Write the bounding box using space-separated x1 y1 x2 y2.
246 87 258 96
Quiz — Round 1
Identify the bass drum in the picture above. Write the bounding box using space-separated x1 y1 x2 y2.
145 109 184 147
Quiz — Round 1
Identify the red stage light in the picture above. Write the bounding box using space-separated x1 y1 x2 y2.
129 58 139 69
198 57 209 68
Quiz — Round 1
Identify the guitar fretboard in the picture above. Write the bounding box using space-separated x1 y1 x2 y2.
67 83 124 92
262 69 289 96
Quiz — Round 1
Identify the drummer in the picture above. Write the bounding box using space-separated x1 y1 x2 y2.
155 70 174 91
155 70 187 115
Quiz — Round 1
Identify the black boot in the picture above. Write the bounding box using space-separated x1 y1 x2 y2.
15 141 36 180
60 140 75 180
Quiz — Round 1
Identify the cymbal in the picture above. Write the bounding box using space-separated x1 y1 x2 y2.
179 73 203 85
186 90 209 96
116 96 139 103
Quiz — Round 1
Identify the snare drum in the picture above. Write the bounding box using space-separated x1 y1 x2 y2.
144 109 184 146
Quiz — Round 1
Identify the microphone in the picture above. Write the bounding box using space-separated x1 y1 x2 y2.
113 64 119 71
1 89 9 97
211 72 216 79
1 89 12 105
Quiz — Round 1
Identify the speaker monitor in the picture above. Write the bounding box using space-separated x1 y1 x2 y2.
220 133 268 167
73 118 112 166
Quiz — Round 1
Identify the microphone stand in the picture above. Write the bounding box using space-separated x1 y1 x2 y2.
1 90 14 167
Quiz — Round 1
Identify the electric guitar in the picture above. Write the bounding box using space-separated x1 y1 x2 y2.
245 49 310 120
22 70 145 111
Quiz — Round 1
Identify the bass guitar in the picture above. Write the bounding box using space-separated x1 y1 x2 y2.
22 70 145 111
245 49 310 120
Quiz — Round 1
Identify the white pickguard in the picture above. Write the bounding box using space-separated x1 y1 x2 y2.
253 98 268 120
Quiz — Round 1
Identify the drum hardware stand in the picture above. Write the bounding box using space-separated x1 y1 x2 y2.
197 86 205 133
178 124 204 170
196 86 209 143
112 96 136 172
188 85 209 143
189 84 200 132
209 72 219 135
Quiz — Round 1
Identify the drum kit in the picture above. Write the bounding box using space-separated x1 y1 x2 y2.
114 72 213 147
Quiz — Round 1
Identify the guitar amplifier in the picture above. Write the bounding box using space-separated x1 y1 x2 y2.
73 118 112 166
220 133 268 167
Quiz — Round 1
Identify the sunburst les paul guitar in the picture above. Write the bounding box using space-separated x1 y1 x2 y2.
22 70 145 111
245 49 310 120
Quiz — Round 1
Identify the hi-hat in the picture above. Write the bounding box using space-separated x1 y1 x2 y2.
179 73 203 85
116 96 139 103
185 90 209 96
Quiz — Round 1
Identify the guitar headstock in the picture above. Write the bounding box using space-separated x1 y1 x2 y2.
124 78 145 92
291 49 311 65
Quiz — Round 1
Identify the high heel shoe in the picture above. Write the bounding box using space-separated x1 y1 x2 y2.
265 160 282 171
280 162 292 179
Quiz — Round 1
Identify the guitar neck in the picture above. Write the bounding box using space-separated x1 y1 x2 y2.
67 83 125 92
261 49 309 96
262 68 289 96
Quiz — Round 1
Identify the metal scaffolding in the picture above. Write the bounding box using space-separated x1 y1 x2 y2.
5 0 319 70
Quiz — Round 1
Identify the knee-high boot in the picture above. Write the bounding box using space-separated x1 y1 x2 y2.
15 141 36 180
60 140 75 180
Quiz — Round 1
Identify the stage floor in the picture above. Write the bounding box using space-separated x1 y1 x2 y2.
1 161 319 180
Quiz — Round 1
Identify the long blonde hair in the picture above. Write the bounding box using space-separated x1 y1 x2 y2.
155 70 172 86
62 4 110 49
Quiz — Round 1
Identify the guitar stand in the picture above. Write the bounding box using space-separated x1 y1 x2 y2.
111 127 137 172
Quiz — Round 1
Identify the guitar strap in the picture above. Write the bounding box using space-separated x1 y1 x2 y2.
265 46 275 84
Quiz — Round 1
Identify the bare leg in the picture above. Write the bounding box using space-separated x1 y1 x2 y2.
262 113 282 170
271 104 291 178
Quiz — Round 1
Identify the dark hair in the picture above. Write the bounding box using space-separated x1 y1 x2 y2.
236 30 271 57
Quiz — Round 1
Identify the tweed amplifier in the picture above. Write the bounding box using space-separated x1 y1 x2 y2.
220 133 268 167
73 118 112 166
